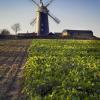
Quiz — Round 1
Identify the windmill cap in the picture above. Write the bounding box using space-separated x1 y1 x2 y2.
37 6 49 13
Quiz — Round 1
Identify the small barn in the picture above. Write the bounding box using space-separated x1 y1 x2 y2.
54 32 62 37
62 29 94 39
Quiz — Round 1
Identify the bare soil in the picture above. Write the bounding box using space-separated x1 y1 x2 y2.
0 39 32 100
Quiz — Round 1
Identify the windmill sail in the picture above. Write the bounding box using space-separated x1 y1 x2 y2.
31 0 40 7
30 18 36 25
46 0 55 7
48 13 60 24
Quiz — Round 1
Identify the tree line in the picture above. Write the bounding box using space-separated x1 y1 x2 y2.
0 23 21 35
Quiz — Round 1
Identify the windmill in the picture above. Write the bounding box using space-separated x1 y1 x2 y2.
30 0 60 36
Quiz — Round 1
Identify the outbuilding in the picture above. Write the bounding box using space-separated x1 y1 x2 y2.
62 29 94 39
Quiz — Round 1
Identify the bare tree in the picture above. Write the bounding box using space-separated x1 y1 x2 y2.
11 23 21 34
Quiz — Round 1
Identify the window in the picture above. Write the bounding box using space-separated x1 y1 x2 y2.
41 24 44 26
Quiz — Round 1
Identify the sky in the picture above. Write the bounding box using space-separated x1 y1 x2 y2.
0 0 100 37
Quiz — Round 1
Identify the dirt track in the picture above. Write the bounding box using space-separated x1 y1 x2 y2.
0 39 31 100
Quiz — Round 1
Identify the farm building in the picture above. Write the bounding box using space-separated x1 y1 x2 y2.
54 32 62 37
17 33 37 38
62 29 94 39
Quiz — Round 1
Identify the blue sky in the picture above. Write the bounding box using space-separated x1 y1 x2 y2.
0 0 100 37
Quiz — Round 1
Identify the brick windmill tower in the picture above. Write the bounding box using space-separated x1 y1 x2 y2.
30 0 60 36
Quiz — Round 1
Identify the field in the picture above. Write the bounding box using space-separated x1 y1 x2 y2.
0 39 100 100
23 39 100 100
0 39 31 100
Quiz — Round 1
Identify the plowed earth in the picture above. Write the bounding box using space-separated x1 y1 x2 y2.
0 39 31 100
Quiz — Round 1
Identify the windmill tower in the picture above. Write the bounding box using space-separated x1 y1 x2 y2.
30 0 60 36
